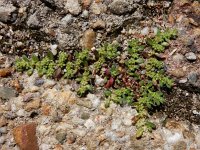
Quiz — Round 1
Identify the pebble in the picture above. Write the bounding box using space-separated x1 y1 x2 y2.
43 79 56 88
38 125 52 136
0 127 7 134
111 119 122 130
64 0 82 15
16 109 26 117
24 99 41 112
84 119 96 129
72 129 87 137
0 4 16 23
82 10 89 18
50 44 58 56
23 93 34 102
0 67 12 77
76 100 93 109
86 93 100 108
13 123 39 150
179 78 188 84
27 13 40 28
173 141 187 150
95 75 105 86
91 19 106 29
109 0 131 15
40 144 52 150
187 72 198 84
141 27 149 35
185 52 197 61
90 2 107 15
82 29 96 50
4 112 17 120
0 117 7 127
67 134 76 144
122 118 132 126
0 87 17 100
0 136 6 144
34 78 45 86
55 132 67 144
172 53 184 63
81 112 90 120
60 15 72 27
51 111 62 123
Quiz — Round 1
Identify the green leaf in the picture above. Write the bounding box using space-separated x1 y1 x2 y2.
136 127 144 139
47 51 54 60
145 121 156 132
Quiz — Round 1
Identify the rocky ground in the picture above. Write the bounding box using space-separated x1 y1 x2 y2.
0 0 200 150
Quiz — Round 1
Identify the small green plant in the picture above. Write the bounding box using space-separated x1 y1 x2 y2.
147 28 177 52
57 52 68 68
105 88 134 106
36 56 55 77
14 28 177 138
15 55 31 72
77 70 93 96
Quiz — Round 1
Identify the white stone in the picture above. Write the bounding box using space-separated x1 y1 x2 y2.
16 109 26 117
87 93 100 108
95 75 105 86
50 44 58 55
40 144 52 150
0 136 5 144
60 14 72 27
111 119 122 130
163 128 182 144
37 125 52 136
64 0 82 15
84 119 96 129
122 118 132 126
141 27 149 35
72 129 87 137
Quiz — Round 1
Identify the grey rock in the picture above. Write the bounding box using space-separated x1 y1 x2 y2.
23 93 34 102
4 112 17 120
16 109 26 117
84 119 96 129
60 15 73 27
90 2 107 15
109 0 136 15
185 52 197 61
76 100 93 109
52 111 62 122
141 27 149 36
188 72 198 84
64 0 82 16
91 20 106 30
34 78 45 86
82 10 89 18
111 119 122 130
0 136 6 144
72 129 87 137
0 4 16 23
173 141 187 150
172 53 184 63
55 132 67 144
0 87 17 100
179 78 188 84
81 112 90 120
0 127 7 134
27 13 40 28
95 75 105 86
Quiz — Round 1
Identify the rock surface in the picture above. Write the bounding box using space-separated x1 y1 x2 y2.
0 0 200 150
13 123 39 150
